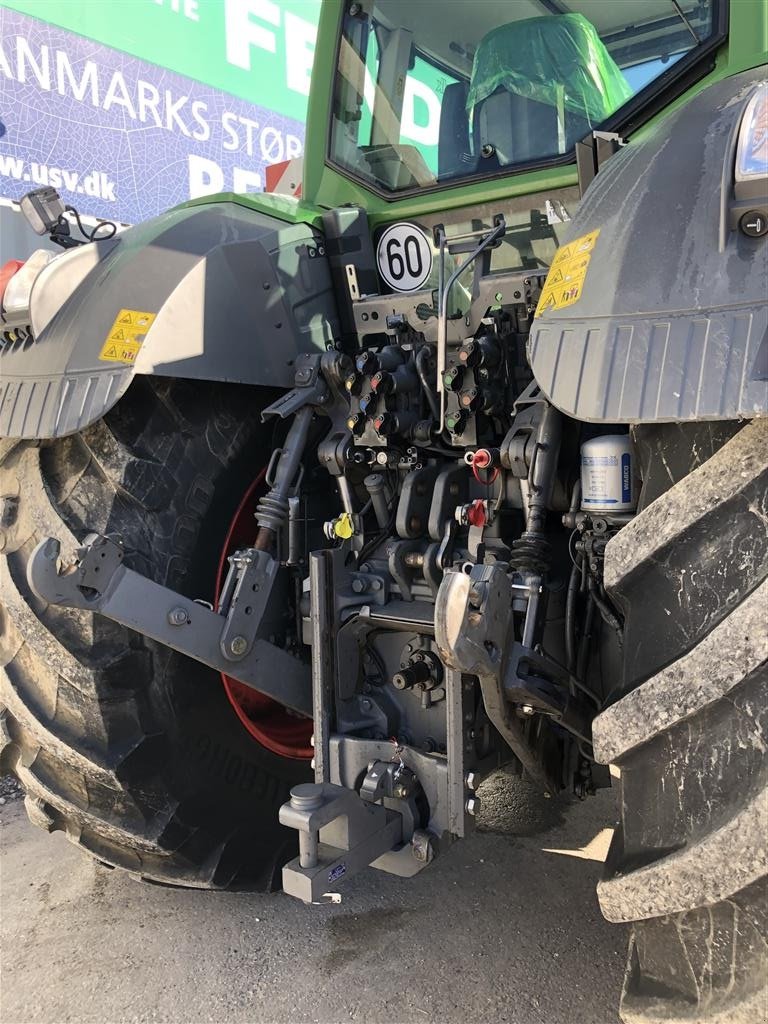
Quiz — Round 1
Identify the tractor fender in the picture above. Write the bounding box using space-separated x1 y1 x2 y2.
0 200 339 439
529 68 768 423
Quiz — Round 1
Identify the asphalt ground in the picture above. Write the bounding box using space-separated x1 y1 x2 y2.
0 770 625 1024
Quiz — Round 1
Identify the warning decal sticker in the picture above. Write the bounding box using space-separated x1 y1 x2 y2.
535 229 600 317
99 309 157 364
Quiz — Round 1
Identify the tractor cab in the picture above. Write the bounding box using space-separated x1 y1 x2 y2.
316 0 723 204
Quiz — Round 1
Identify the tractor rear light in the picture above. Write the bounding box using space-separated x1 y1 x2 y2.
735 83 768 183
0 259 24 313
1 249 55 317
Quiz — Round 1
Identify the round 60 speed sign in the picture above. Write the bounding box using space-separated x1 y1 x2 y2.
376 222 434 293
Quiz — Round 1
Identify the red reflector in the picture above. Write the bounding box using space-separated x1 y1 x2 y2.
0 259 25 310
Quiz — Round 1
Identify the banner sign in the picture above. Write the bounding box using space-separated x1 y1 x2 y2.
0 1 320 224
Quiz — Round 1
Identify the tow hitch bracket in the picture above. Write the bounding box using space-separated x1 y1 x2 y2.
279 782 404 904
27 533 312 717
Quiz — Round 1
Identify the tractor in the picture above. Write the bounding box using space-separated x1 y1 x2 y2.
1 2 766 1021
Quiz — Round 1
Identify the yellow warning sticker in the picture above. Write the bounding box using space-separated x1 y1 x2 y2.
99 309 156 364
536 229 600 317
100 340 142 364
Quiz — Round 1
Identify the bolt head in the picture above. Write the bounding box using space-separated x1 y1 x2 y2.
465 772 478 791
168 607 188 626
520 704 535 716
411 830 434 864
229 635 248 656
465 796 480 816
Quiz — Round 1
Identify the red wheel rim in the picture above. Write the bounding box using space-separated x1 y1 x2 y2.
215 472 313 760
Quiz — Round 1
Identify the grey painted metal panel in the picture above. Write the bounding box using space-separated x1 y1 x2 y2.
529 69 768 423
0 200 339 438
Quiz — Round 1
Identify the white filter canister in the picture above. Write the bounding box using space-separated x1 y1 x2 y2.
580 435 636 513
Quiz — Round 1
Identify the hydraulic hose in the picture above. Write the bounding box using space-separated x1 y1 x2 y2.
255 406 314 550
565 556 581 673
415 345 439 422
364 473 390 530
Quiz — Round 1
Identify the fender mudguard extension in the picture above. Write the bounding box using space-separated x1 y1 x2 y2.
0 201 339 439
529 69 768 423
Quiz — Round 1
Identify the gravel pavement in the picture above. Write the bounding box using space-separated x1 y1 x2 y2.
0 770 625 1024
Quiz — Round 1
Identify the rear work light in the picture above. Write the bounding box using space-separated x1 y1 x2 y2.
0 250 55 319
0 259 24 313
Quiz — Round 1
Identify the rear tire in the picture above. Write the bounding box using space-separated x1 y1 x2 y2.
593 418 768 1023
0 377 310 889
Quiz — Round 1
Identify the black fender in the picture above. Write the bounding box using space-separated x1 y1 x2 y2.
0 200 339 438
529 68 768 423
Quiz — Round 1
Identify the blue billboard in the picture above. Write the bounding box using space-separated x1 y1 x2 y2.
0 3 311 225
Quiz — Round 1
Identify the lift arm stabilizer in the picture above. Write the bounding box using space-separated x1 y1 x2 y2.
27 533 312 718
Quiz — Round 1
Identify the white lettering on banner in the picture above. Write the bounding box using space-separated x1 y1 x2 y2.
137 80 163 128
233 167 262 192
0 35 218 139
165 89 191 136
188 154 224 196
225 0 280 67
190 100 211 142
221 112 262 155
55 51 98 104
401 77 441 147
188 155 262 197
153 0 200 21
222 112 241 151
360 67 442 149
0 154 117 201
17 38 51 89
103 71 138 119
284 11 316 97
260 126 284 162
0 41 11 79
224 0 317 98
0 26 310 213
4 30 310 167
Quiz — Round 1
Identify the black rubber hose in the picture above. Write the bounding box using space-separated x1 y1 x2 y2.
364 473 390 530
589 577 624 645
565 556 581 673
415 345 439 421
576 594 596 682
